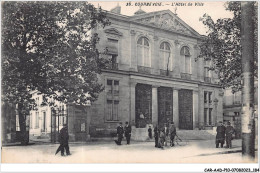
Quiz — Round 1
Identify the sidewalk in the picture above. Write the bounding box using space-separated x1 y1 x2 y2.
2 139 257 163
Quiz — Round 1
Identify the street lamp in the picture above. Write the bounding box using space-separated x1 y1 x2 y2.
213 98 219 126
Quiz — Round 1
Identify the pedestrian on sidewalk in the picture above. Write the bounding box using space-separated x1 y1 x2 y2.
124 121 131 145
55 124 71 156
159 128 165 149
148 126 152 139
163 123 169 146
115 122 124 145
216 121 225 148
154 124 159 148
225 121 234 149
169 122 176 147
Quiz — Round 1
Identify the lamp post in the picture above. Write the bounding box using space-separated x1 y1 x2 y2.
213 98 219 126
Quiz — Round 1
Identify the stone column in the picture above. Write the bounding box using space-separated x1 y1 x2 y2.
129 80 137 126
152 35 159 75
152 85 159 125
198 87 204 129
173 40 181 77
217 90 224 123
130 30 137 71
193 90 199 129
172 88 179 128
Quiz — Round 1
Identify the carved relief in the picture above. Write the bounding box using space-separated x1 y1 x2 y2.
104 28 123 36
136 13 193 35
130 30 136 36
153 36 158 41
174 40 180 45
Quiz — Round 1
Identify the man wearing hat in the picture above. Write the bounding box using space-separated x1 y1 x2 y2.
124 121 132 145
216 121 225 148
115 122 124 145
56 124 71 156
169 122 177 147
225 121 234 149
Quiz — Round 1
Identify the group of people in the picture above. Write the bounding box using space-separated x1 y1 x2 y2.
215 121 235 149
55 120 234 156
114 121 177 148
115 121 132 145
154 122 177 149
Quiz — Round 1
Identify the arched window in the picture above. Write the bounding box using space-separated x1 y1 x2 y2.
137 37 150 67
180 46 191 74
160 42 171 70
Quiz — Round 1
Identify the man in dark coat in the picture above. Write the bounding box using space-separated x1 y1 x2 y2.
169 122 176 147
163 123 169 146
225 121 234 149
154 124 159 148
124 121 132 145
148 126 152 139
115 122 124 145
56 124 71 156
216 121 225 148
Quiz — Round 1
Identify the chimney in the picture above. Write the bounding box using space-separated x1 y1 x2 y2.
110 4 121 14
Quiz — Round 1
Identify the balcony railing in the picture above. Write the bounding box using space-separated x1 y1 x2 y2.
204 77 211 83
234 101 241 105
160 69 173 77
180 73 191 80
137 66 151 74
106 63 118 70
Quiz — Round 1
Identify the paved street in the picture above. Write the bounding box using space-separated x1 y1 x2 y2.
2 139 257 163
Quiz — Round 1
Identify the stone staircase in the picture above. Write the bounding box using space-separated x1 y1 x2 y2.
131 126 216 141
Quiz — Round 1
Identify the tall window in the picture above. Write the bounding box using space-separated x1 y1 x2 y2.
42 112 46 131
209 108 213 125
204 108 208 125
180 46 191 74
35 112 39 128
107 38 118 70
160 42 171 70
30 113 32 129
204 92 208 103
106 79 119 121
137 37 150 67
208 92 212 103
204 60 211 78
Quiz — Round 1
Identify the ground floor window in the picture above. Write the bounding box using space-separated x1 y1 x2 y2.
106 100 119 121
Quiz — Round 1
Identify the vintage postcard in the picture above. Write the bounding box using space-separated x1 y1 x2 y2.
1 0 259 172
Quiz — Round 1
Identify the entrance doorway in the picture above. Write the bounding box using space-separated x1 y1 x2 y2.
135 84 152 128
179 89 193 130
158 87 173 128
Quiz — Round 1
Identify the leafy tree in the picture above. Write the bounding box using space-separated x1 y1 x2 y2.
198 1 257 92
2 1 110 144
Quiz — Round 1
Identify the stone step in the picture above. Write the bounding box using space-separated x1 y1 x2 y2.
131 126 216 141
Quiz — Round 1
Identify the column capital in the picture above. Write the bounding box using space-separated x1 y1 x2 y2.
129 80 137 86
172 87 181 90
152 85 160 88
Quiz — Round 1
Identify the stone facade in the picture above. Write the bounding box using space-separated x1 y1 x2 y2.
89 8 224 139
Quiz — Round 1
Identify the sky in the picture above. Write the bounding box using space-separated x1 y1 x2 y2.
90 1 234 35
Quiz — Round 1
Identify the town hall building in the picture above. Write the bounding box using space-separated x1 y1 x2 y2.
88 6 224 139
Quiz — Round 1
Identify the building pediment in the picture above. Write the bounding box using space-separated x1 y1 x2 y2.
130 10 200 37
104 28 123 36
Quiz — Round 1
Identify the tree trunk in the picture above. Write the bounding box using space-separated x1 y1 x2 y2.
241 1 255 160
18 103 29 145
